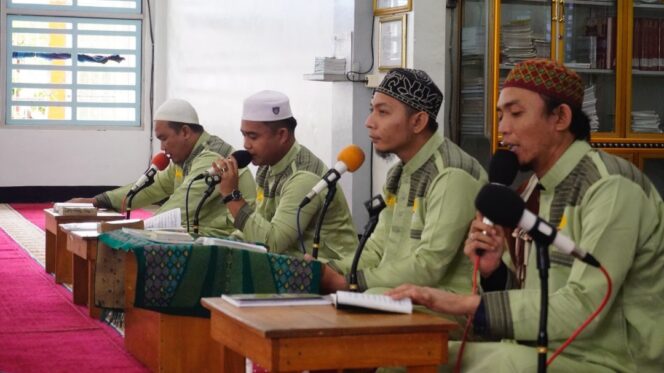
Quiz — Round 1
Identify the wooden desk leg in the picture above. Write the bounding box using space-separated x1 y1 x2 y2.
72 254 88 305
406 365 437 372
45 229 56 274
55 227 73 284
220 345 245 373
87 260 100 319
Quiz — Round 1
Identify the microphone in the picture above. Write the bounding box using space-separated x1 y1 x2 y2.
129 152 170 195
193 150 253 181
299 144 365 208
482 149 519 226
488 149 519 186
475 184 600 267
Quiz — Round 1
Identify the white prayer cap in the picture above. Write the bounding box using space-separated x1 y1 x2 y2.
154 98 200 125
242 90 293 122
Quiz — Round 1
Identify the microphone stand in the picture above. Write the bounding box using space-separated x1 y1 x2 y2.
349 195 386 291
311 183 336 259
535 239 551 373
125 178 155 219
192 175 219 235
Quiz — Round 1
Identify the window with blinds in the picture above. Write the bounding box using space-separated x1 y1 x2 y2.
5 0 143 127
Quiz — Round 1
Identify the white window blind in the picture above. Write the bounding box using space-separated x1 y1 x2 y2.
5 0 143 127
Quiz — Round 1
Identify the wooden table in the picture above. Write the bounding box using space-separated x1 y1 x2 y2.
66 230 101 318
44 208 123 284
201 298 458 372
123 252 221 373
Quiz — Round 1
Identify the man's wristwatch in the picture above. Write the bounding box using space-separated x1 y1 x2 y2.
222 189 243 204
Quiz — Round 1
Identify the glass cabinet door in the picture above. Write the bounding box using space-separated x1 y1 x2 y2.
560 0 618 135
629 1 664 137
459 0 490 167
499 0 553 78
640 153 664 196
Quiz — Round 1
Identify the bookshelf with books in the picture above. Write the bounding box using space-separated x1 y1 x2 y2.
474 0 664 195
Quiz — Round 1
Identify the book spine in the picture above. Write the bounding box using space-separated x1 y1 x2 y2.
633 17 641 69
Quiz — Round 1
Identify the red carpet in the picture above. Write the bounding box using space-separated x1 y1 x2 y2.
9 203 154 232
0 226 148 372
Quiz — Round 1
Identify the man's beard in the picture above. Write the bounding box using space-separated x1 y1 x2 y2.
375 150 394 160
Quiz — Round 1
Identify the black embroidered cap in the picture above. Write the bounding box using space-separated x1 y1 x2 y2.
375 68 443 120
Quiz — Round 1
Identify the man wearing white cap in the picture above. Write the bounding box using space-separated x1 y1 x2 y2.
213 90 358 260
71 98 256 237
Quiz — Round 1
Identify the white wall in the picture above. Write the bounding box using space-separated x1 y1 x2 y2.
158 0 336 167
371 0 448 196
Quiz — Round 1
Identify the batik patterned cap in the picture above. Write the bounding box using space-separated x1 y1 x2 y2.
503 59 584 109
375 68 443 119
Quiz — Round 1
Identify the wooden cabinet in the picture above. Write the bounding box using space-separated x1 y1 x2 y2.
453 0 664 194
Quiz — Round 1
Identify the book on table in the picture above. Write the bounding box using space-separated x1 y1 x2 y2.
221 293 333 307
334 291 413 314
121 227 194 244
53 202 97 216
194 236 267 253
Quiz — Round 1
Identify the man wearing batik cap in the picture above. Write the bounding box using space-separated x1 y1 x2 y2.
319 68 487 295
387 59 664 372
214 90 358 260
70 98 256 237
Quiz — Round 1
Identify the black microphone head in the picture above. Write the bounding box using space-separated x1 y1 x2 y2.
232 150 252 168
489 149 519 186
475 184 525 228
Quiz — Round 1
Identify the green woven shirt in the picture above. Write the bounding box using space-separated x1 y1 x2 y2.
95 132 256 237
233 142 358 261
480 141 664 372
330 133 488 293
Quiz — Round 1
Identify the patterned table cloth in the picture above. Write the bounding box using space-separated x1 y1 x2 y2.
96 230 321 317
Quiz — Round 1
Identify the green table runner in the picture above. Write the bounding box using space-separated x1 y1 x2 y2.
97 230 321 317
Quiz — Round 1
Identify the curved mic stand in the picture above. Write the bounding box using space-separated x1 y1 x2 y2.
192 175 219 235
311 183 336 259
349 194 386 292
125 178 156 219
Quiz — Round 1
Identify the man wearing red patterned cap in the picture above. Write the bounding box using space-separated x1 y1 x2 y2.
387 59 664 372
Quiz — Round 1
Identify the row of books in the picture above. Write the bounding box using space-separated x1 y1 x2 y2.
632 17 664 71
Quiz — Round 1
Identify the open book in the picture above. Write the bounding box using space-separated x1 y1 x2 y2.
121 227 194 244
221 293 332 307
334 291 412 314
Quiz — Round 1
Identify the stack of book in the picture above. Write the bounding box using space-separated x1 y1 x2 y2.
533 34 550 59
53 202 97 216
583 85 600 132
460 26 486 137
501 19 537 65
314 57 346 75
632 111 662 133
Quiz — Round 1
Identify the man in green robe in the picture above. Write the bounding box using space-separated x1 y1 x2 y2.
388 59 664 372
213 90 358 260
71 98 256 237
319 68 487 294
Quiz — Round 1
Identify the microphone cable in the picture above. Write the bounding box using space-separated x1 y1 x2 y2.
296 205 307 255
547 265 612 366
185 178 196 233
454 255 480 373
